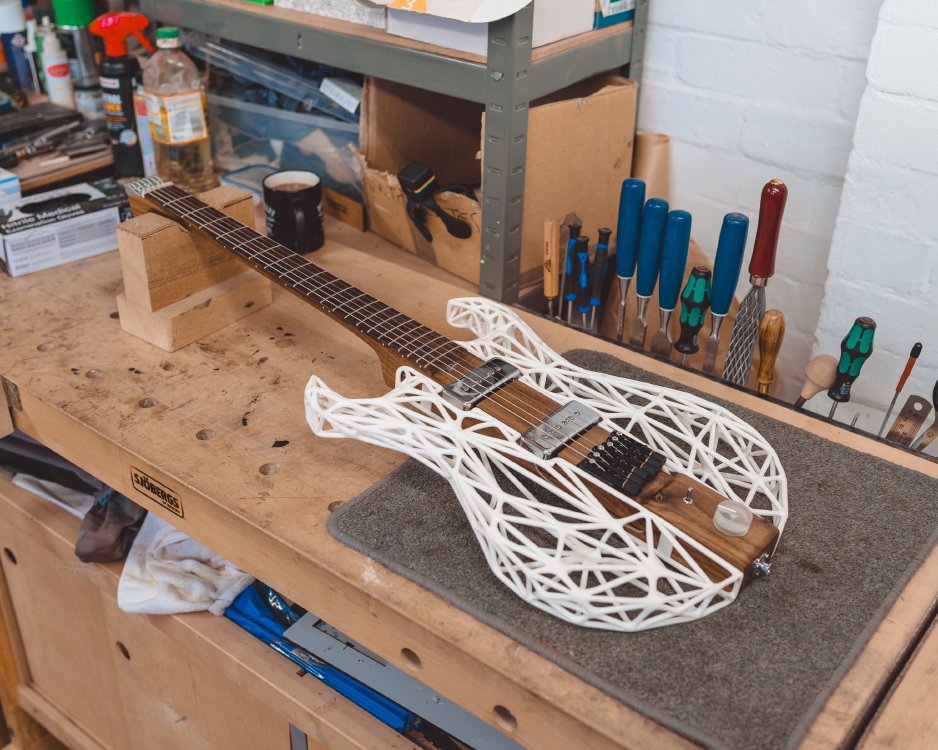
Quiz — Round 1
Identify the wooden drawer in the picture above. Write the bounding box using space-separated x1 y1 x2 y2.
0 473 417 750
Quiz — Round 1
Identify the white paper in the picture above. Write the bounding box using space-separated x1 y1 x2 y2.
372 0 532 24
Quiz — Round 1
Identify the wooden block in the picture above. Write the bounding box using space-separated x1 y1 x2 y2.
117 186 255 312
117 272 272 352
0 383 11 439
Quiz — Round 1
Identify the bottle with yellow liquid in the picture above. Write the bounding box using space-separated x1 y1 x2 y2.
143 27 215 193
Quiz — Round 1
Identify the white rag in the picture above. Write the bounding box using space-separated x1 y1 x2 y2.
118 513 253 616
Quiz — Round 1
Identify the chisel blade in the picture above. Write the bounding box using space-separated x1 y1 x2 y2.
722 286 765 385
886 395 932 446
629 316 647 349
650 328 672 357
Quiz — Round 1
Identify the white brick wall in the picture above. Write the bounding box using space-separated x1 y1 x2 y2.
812 0 938 434
638 0 882 401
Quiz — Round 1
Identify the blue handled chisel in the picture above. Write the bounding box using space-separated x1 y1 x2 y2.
615 179 646 342
573 236 591 328
628 198 669 349
702 213 748 374
649 210 692 357
561 222 581 323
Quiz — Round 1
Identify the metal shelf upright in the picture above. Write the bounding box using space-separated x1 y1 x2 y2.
141 0 648 301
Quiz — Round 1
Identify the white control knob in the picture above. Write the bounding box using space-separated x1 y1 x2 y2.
713 499 753 537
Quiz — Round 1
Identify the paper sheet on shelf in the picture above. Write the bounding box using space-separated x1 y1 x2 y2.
375 0 532 23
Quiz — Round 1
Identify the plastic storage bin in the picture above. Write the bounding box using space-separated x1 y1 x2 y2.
207 93 362 201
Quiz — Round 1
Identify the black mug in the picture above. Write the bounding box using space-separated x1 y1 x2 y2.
263 170 325 254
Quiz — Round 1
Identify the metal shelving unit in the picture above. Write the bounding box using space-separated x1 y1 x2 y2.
142 0 648 302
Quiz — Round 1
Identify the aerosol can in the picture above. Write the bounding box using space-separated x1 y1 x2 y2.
89 12 155 178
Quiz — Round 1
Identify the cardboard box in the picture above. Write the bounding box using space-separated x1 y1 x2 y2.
0 168 20 214
594 0 635 28
385 0 594 56
358 74 637 287
0 179 130 277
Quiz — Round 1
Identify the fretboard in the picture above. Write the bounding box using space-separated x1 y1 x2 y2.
143 184 460 374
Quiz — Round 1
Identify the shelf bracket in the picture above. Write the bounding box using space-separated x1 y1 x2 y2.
479 5 533 303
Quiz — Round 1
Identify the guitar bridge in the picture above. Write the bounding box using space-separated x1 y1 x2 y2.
520 401 602 459
441 358 521 410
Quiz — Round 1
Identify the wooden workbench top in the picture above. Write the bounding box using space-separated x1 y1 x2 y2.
1 219 936 750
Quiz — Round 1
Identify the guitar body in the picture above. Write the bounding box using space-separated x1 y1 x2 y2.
306 297 788 632
123 178 788 633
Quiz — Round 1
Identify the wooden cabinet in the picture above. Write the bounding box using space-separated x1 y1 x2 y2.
0 474 416 750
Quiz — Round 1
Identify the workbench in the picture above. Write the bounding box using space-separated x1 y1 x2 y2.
0 219 936 750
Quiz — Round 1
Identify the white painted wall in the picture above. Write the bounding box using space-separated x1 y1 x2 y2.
811 0 938 433
637 0 882 401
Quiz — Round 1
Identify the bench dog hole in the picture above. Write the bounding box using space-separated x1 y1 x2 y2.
493 705 517 733
138 397 157 408
196 429 215 441
400 648 421 672
116 641 131 660
259 463 278 476
3 548 16 565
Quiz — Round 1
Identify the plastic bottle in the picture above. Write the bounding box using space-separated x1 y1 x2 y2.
143 27 214 193
52 0 103 118
39 32 74 108
0 0 33 93
90 11 156 178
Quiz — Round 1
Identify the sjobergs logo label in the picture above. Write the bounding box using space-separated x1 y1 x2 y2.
130 467 184 517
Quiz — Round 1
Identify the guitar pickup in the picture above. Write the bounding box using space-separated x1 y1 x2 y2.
520 401 602 459
442 358 521 410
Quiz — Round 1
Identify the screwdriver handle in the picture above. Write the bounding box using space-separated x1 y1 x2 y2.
674 266 712 356
658 210 692 311
589 228 611 307
711 213 749 317
896 342 923 392
635 198 669 298
616 179 646 280
757 310 786 395
828 316 876 403
749 179 788 280
543 220 561 300
574 237 591 314
563 223 581 305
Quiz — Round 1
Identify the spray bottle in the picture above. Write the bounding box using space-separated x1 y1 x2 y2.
90 12 155 178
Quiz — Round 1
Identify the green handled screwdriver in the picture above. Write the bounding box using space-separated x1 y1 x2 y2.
828 316 876 421
673 265 712 366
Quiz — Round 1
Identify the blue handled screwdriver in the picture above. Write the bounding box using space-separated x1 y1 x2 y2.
702 213 748 374
561 222 581 323
628 198 669 349
615 179 646 342
573 236 591 328
588 228 612 331
650 210 692 357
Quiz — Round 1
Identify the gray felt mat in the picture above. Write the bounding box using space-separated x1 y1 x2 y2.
328 351 938 749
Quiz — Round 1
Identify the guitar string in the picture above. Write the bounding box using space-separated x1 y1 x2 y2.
148 188 612 459
146 188 641 471
147 188 637 472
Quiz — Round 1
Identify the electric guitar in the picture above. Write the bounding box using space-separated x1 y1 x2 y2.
125 178 788 632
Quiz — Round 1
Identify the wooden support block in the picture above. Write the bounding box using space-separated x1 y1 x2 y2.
116 271 272 352
117 186 255 312
116 185 273 351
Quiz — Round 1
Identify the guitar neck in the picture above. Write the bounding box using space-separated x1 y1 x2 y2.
131 183 460 376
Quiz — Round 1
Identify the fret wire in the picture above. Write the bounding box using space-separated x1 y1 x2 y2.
152 192 461 369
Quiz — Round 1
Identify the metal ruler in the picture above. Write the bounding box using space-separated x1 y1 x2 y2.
885 395 932 447
913 419 938 453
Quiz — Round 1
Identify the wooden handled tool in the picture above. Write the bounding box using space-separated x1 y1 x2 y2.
793 354 838 408
756 310 785 395
543 220 561 317
723 180 788 386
